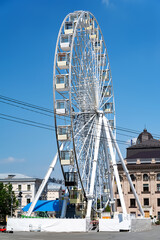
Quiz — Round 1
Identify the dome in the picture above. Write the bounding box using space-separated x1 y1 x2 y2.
136 129 153 144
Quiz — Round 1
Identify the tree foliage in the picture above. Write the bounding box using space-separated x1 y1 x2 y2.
0 183 18 220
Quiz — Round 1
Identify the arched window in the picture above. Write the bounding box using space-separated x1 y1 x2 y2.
157 173 160 181
130 174 136 181
143 174 149 181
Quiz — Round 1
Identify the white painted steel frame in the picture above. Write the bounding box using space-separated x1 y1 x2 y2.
107 118 144 217
103 116 127 215
86 114 102 218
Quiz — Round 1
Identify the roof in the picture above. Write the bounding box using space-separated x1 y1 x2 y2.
0 173 42 182
128 139 160 149
137 128 153 144
22 200 63 212
0 173 32 179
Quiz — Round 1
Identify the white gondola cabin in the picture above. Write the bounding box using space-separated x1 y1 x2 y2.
57 126 71 141
69 13 78 23
84 13 89 25
64 172 78 186
70 189 83 204
103 103 113 113
60 34 72 51
102 69 109 81
98 54 106 66
56 100 69 115
102 86 111 97
57 52 70 69
60 150 74 165
86 18 94 31
64 21 74 34
55 74 69 91
94 40 103 51
89 28 97 40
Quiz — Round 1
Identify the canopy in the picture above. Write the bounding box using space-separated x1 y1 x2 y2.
22 200 63 212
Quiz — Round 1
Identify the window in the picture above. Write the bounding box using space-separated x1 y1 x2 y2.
130 174 136 181
143 174 149 181
27 185 31 191
18 185 21 191
130 184 135 192
143 184 149 192
130 199 136 207
157 174 160 181
144 198 149 206
158 212 160 220
157 184 160 192
27 198 31 204
18 198 21 207
157 199 160 207
117 199 121 207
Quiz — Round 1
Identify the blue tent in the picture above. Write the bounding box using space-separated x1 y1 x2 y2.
22 200 63 212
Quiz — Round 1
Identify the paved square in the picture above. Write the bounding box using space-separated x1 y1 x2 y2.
0 226 160 240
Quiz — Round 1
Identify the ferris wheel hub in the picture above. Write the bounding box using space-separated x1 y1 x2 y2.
97 110 104 117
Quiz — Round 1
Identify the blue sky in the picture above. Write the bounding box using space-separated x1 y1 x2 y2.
0 0 160 179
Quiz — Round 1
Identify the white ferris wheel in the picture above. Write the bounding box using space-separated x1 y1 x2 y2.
53 10 116 217
27 10 144 219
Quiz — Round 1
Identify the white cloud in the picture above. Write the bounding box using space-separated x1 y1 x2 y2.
0 156 25 164
102 0 143 8
102 0 110 7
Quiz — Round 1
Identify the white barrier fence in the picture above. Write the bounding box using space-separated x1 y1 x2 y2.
7 217 151 232
7 218 86 232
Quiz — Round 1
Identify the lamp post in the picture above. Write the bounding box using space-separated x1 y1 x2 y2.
18 191 22 216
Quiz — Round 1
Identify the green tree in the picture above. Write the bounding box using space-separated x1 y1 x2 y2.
104 205 111 212
0 183 18 223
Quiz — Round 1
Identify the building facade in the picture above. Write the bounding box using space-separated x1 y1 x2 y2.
114 129 160 219
47 182 64 200
0 173 45 217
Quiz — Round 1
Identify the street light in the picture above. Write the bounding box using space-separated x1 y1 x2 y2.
18 191 23 216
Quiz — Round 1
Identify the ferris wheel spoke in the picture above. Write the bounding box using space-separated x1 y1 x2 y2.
74 114 95 138
99 77 112 108
81 127 94 181
98 50 107 100
77 118 95 161
100 95 113 111
86 130 95 193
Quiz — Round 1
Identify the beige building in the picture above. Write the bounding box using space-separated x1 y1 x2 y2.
0 173 46 217
114 129 160 219
47 182 64 200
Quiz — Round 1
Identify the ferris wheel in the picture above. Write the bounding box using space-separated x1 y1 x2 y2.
26 10 144 219
53 10 116 218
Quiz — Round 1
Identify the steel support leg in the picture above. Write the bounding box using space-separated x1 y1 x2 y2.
26 144 64 216
107 121 144 216
103 116 127 215
60 189 69 218
103 138 115 213
86 114 102 218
